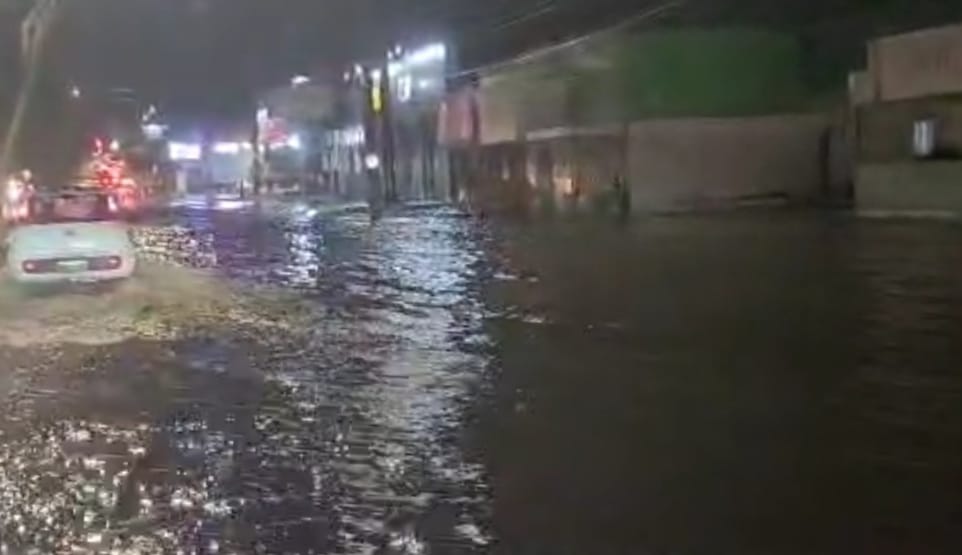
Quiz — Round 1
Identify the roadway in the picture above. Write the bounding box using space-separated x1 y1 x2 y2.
2 198 962 554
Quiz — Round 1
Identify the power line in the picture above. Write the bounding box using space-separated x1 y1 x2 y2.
451 0 686 78
487 0 560 33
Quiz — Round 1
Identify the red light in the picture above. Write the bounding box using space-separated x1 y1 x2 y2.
90 256 122 271
97 170 113 187
22 261 38 274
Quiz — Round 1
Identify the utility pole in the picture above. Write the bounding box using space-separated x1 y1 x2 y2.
360 67 385 217
0 0 62 180
379 66 397 203
251 101 274 197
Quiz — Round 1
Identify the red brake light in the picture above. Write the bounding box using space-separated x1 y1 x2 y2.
89 256 122 271
22 261 37 273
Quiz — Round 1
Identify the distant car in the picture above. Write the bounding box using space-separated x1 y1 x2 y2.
4 191 136 285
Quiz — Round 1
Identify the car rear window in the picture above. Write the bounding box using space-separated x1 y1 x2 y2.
26 194 115 224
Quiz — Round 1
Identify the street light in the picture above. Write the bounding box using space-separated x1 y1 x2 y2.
70 85 81 99
406 43 446 66
286 134 302 150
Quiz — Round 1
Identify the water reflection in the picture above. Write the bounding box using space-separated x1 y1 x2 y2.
10 207 962 554
242 210 493 553
482 216 962 554
0 205 493 554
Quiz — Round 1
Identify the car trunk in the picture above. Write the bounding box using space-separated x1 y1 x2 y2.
10 222 130 260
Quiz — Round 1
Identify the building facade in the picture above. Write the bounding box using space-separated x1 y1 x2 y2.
853 22 962 217
440 28 838 215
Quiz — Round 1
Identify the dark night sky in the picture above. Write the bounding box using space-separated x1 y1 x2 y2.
4 0 962 120
52 0 653 118
41 0 738 117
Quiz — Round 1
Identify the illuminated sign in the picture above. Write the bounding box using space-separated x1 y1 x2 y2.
169 142 202 161
213 142 242 155
370 69 384 113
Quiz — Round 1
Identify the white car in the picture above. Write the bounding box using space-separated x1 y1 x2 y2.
4 192 136 284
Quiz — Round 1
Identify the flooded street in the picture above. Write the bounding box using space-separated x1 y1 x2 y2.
3 204 962 554
0 202 492 554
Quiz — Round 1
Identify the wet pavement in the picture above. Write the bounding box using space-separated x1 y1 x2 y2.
3 204 962 554
0 201 492 554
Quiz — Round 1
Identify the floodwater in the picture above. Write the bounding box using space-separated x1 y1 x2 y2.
2 204 962 554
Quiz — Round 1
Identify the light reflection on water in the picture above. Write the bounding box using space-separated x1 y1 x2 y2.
0 205 493 554
481 216 962 555
13 208 962 554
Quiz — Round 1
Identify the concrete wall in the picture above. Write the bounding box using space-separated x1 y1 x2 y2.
467 115 832 215
857 161 962 217
463 129 629 216
524 131 626 211
626 115 829 211
477 76 522 145
858 97 962 162
476 73 568 145
438 88 475 146
849 70 875 106
869 23 962 101
454 27 840 215
852 24 962 218
469 27 813 146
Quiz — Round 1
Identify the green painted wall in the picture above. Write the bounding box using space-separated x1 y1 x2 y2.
615 30 808 118
479 28 820 132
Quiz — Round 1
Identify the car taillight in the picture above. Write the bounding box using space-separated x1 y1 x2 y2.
89 256 122 271
21 260 54 274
